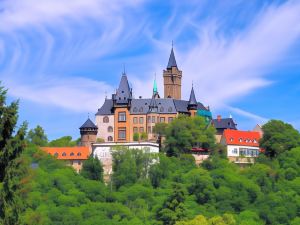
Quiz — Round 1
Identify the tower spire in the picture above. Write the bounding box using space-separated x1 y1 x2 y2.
188 85 197 110
167 44 178 69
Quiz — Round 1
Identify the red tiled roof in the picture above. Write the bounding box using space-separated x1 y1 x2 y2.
223 129 261 147
41 146 89 160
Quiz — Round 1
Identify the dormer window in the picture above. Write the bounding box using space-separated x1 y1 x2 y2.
230 138 234 142
239 138 242 142
62 152 66 156
168 107 172 112
253 139 257 143
139 107 143 112
70 152 74 156
77 152 81 156
133 107 138 112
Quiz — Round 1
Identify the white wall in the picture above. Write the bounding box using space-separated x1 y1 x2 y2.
92 142 159 176
95 115 114 142
227 145 259 157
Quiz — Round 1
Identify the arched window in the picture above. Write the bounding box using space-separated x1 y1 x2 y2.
139 107 143 112
62 152 66 156
77 152 81 156
108 136 113 142
160 107 164 112
133 107 138 112
108 126 113 132
168 107 172 112
103 116 109 123
70 152 74 156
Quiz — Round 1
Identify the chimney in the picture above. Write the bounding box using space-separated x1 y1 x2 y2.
217 115 221 122
139 96 142 99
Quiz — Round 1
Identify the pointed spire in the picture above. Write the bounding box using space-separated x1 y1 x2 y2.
148 93 158 113
167 44 178 69
80 117 97 129
188 85 197 110
115 70 132 104
153 73 158 94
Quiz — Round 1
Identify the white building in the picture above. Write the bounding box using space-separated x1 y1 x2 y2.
92 142 159 180
220 129 262 165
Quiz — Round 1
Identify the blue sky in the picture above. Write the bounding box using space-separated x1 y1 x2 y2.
0 0 300 140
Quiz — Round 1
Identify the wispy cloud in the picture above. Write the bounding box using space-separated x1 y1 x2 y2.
179 0 300 108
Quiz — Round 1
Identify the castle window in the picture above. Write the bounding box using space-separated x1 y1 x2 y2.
118 128 126 140
139 117 144 124
139 107 143 112
70 152 74 156
139 127 144 133
133 107 138 112
133 127 138 133
108 136 113 142
118 112 126 122
160 107 164 112
160 117 165 123
230 138 234 142
239 138 242 142
108 126 113 132
168 107 172 112
147 126 152 133
147 116 151 123
168 117 173 123
62 152 66 156
133 117 138 124
77 152 81 156
152 116 156 123
103 116 109 123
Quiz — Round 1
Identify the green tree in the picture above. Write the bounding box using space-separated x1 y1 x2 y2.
0 84 27 224
153 122 168 149
164 116 216 157
27 125 48 146
140 132 148 141
133 133 140 141
156 183 187 225
80 156 104 182
260 120 300 158
48 136 79 147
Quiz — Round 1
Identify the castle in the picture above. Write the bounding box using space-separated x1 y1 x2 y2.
81 47 212 144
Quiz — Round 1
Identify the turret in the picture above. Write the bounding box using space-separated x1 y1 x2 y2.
163 45 182 99
79 118 98 153
188 85 197 116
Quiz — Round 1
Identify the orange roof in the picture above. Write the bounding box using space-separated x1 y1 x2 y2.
223 129 261 147
41 146 90 160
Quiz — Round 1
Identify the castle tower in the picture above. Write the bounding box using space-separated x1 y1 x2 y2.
113 72 132 142
188 85 198 117
79 118 98 153
163 47 182 99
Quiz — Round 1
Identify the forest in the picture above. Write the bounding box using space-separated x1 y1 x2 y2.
1 85 300 225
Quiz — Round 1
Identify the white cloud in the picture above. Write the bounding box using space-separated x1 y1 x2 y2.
3 76 113 112
179 1 300 108
226 106 268 124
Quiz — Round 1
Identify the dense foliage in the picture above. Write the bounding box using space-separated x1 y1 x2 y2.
260 120 300 158
163 116 216 157
80 156 104 182
1 84 300 224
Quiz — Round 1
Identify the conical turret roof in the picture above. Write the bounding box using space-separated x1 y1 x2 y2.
167 48 178 69
188 86 197 105
80 118 97 129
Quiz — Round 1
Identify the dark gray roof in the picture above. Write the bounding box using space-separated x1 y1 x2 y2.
96 98 210 116
211 118 237 130
115 73 132 104
130 98 177 114
96 99 113 115
167 48 178 69
80 118 97 129
148 95 158 113
188 87 197 106
197 102 207 111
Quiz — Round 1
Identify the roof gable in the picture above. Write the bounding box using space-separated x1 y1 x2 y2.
223 130 261 147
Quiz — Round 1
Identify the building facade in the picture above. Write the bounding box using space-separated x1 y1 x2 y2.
220 129 261 164
95 47 212 143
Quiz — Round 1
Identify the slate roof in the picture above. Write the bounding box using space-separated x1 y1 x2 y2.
167 48 178 69
212 118 237 130
96 99 113 115
96 98 210 116
188 86 197 106
80 118 98 129
115 73 132 104
148 94 159 113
